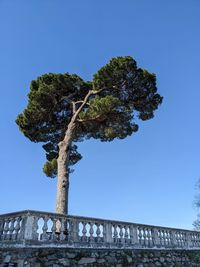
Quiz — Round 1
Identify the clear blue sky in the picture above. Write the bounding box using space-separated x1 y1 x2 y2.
0 0 200 230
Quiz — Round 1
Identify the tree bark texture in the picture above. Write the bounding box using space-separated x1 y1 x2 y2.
56 122 76 214
55 90 95 214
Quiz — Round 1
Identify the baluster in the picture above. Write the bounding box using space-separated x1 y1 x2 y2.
170 230 174 247
158 229 162 246
168 230 172 247
160 230 163 246
0 220 4 240
194 233 196 247
113 224 118 242
143 228 147 247
195 233 198 247
124 226 129 243
103 223 107 243
180 232 183 247
179 232 182 247
66 220 72 242
9 219 15 240
164 230 167 246
51 218 57 241
163 230 167 246
175 232 180 247
157 229 162 246
3 220 10 240
197 233 200 247
42 216 49 240
138 228 142 245
96 223 101 242
198 233 200 247
65 220 70 238
161 230 165 247
167 230 170 246
60 218 67 241
181 232 185 247
194 233 197 247
166 230 170 247
82 221 87 242
119 225 123 243
192 232 197 247
146 228 151 247
89 222 94 242
164 230 168 246
14 217 21 240
178 232 181 247
176 232 180 247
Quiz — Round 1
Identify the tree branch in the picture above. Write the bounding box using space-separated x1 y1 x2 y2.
74 100 84 104
77 114 105 123
72 90 94 122
72 86 122 122
59 81 127 148
72 101 76 114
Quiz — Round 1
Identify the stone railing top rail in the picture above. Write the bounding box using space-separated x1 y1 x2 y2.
0 209 196 233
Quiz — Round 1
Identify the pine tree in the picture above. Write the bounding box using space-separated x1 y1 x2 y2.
16 56 163 214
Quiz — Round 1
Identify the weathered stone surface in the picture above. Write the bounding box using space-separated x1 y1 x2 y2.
66 252 76 259
2 210 200 253
18 260 25 267
97 258 105 263
3 255 11 262
78 257 96 264
58 258 70 266
127 255 132 263
1 248 200 266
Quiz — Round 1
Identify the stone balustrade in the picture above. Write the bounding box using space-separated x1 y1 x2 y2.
0 210 200 249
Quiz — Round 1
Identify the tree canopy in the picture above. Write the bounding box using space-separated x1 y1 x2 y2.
16 56 163 178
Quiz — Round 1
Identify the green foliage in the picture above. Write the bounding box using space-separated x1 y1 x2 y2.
42 144 82 177
43 158 57 178
79 95 121 121
16 73 91 143
78 95 138 141
93 56 162 121
16 56 163 177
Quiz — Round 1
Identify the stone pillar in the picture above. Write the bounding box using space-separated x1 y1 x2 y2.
152 228 160 247
130 225 139 246
23 214 38 241
186 232 193 248
104 222 113 243
72 220 79 242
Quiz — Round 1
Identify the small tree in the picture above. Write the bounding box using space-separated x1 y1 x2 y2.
16 56 163 214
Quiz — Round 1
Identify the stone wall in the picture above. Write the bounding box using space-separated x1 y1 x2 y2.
1 248 200 267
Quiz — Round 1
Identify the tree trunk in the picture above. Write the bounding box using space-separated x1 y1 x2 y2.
56 122 76 214
55 90 94 214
